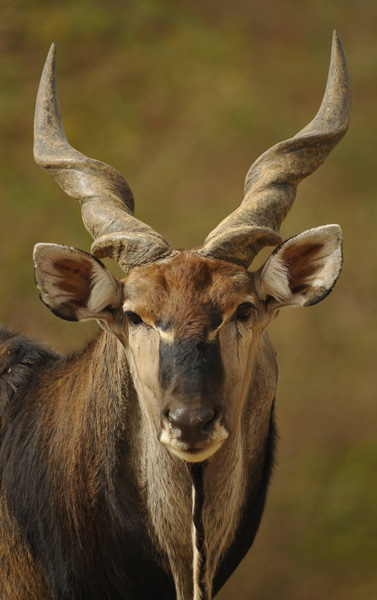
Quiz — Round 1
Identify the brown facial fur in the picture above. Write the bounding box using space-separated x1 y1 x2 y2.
123 251 254 340
121 251 270 476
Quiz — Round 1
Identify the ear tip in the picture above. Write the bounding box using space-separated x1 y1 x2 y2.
33 242 48 261
321 223 343 241
299 224 342 244
33 242 57 260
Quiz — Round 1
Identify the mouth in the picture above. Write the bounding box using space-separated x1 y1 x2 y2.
165 440 226 463
159 427 229 463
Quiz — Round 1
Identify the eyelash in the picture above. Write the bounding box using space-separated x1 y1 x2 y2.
235 302 255 321
124 304 255 327
125 311 143 325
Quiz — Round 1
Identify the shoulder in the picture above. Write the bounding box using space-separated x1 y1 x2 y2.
0 327 58 418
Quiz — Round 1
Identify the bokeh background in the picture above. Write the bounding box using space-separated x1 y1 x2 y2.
0 1 376 598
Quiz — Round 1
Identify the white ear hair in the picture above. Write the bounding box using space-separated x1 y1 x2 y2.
88 261 121 313
34 243 122 322
256 225 343 309
256 254 291 303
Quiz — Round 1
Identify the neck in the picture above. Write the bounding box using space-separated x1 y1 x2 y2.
47 331 275 599
130 333 277 600
135 410 255 600
43 332 135 544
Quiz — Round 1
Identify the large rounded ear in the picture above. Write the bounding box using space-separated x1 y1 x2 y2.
255 225 343 309
33 244 123 322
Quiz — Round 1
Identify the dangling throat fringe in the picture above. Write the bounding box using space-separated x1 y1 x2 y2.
190 464 210 600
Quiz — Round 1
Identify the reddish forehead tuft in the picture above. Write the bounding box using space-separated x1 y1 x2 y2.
124 252 251 336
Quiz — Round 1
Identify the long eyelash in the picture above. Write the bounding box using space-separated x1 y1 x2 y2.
125 311 143 325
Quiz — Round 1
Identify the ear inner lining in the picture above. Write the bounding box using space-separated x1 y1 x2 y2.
50 257 93 306
256 225 343 308
281 242 325 294
34 244 122 322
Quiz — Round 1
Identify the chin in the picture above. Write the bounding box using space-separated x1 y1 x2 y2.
163 439 226 463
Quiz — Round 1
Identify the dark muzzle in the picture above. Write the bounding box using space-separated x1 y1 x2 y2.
166 406 217 445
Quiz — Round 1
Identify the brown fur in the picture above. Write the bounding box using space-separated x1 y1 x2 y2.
125 252 252 340
1 224 344 600
121 253 278 598
2 33 348 598
0 499 51 600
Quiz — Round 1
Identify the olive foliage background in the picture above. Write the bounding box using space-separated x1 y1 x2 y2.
0 1 376 598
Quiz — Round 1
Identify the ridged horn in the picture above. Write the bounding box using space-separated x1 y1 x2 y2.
34 43 172 271
200 31 351 268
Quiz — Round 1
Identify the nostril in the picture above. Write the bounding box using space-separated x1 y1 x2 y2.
166 407 216 440
166 408 183 435
197 409 215 432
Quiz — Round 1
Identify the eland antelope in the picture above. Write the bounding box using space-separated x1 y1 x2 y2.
0 31 350 600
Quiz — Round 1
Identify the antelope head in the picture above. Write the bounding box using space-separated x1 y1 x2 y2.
33 33 350 463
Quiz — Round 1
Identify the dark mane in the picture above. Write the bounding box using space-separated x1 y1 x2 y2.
214 408 278 595
0 328 58 422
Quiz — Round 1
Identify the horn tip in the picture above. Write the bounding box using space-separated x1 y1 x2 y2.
34 42 65 165
329 29 351 121
44 42 57 74
38 43 57 88
330 30 348 74
332 30 342 56
332 30 343 51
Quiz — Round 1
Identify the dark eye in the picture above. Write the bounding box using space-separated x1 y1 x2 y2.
236 302 254 321
125 311 143 326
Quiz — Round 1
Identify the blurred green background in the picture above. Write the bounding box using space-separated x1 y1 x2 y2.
0 0 376 598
